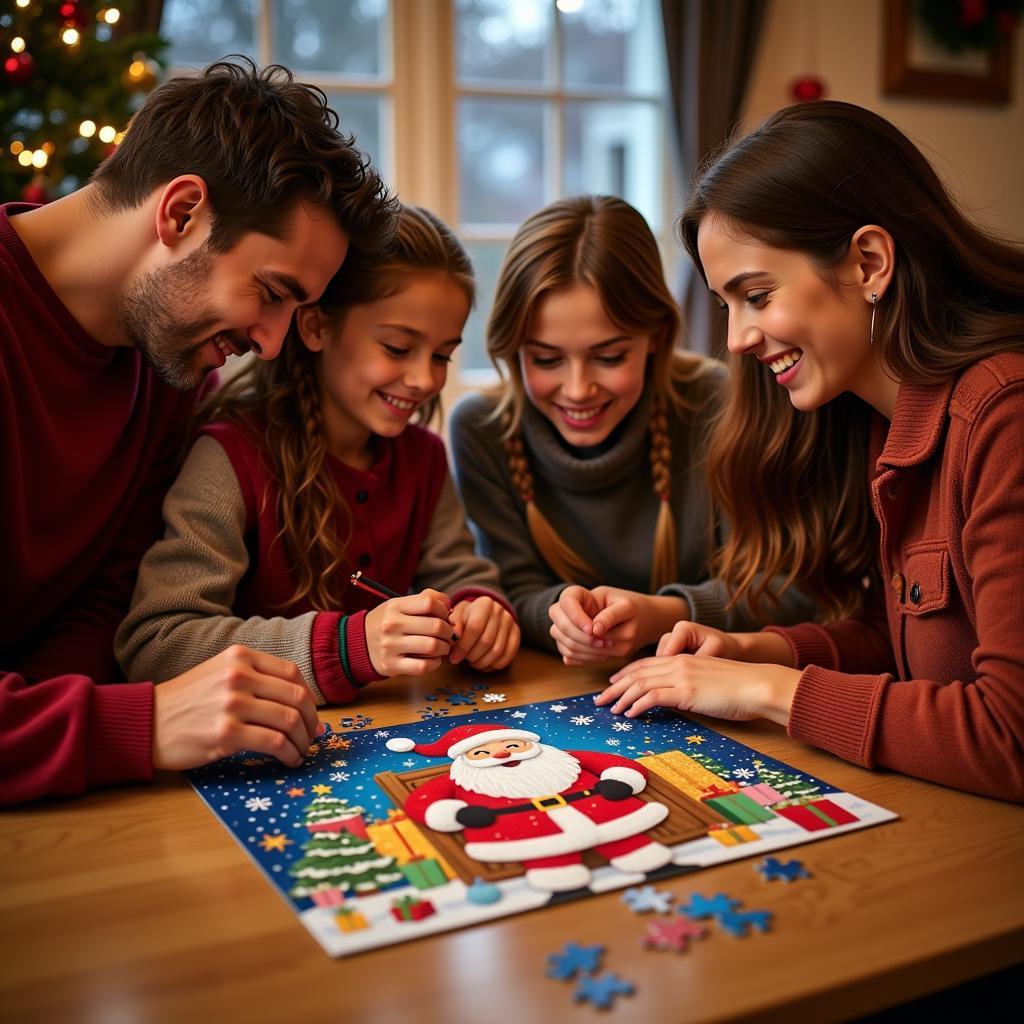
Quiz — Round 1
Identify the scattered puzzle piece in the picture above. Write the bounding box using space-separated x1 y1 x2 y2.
546 942 605 980
622 885 674 914
642 917 706 953
416 707 451 719
447 692 478 706
679 893 741 920
756 856 811 883
573 972 635 1010
717 909 773 937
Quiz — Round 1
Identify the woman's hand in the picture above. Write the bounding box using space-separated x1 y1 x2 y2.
594 652 802 726
449 596 520 671
365 589 453 677
548 586 687 665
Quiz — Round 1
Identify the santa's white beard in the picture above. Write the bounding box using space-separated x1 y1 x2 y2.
450 745 582 799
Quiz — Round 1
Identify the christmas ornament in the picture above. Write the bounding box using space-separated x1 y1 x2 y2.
791 75 825 102
4 52 36 85
59 1 91 29
123 53 160 91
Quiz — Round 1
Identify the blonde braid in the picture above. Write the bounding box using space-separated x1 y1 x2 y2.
648 391 678 591
501 417 598 585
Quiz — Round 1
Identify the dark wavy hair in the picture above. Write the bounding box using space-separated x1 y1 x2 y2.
91 55 397 254
679 100 1024 619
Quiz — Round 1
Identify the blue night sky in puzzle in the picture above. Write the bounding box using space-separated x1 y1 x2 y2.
187 690 838 907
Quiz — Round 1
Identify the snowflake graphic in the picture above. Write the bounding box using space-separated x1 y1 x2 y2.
570 715 594 726
510 710 528 719
549 703 568 713
611 721 633 732
331 760 348 768
329 772 350 782
605 738 621 747
403 760 416 768
244 796 272 812
482 693 506 703
374 730 391 739
733 768 755 780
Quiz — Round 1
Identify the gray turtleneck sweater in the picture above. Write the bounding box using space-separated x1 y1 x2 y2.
450 374 816 652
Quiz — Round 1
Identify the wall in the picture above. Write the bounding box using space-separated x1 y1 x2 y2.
742 0 1024 238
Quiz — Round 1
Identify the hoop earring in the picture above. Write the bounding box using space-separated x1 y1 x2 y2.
869 292 878 345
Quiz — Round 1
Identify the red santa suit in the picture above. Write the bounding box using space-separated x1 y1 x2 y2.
388 723 672 888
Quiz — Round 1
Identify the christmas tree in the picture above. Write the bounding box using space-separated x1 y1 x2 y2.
1 1 167 203
289 827 404 904
303 794 366 833
689 750 730 778
752 759 822 800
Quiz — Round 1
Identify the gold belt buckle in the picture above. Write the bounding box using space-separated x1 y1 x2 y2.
532 793 568 812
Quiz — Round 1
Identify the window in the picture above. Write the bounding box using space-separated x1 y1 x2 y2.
160 0 673 386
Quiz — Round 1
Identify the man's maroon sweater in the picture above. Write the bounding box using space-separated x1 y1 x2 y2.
1 203 196 804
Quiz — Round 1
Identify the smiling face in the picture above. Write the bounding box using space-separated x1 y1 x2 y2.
121 200 349 390
519 283 652 446
696 212 886 413
299 271 469 463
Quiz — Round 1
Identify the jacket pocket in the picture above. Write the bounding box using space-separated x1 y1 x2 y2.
901 539 951 616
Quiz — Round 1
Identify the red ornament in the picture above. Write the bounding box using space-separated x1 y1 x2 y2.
59 1 91 29
4 52 36 85
958 0 987 29
791 75 825 102
21 180 51 205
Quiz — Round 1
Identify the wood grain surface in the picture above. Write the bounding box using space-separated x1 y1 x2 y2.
2 650 1022 1024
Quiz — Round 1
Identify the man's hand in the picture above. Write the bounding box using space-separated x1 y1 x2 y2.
152 645 322 771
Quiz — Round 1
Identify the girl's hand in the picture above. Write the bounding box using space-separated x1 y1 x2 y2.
549 586 688 666
365 589 453 677
449 597 520 671
655 620 741 659
594 653 801 726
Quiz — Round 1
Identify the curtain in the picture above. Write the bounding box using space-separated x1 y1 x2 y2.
661 0 767 358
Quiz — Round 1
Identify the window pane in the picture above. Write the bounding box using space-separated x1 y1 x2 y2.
560 0 664 93
563 100 662 232
324 92 390 183
272 0 389 77
456 0 552 86
459 98 547 226
461 240 510 372
162 0 258 67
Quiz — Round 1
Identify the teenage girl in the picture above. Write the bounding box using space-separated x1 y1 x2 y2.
118 205 520 706
598 102 1024 802
450 195 813 665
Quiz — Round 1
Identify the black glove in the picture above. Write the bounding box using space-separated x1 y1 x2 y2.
595 778 634 801
455 804 497 828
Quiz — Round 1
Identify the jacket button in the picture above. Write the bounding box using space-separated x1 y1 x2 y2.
886 484 900 499
909 582 922 604
890 573 904 596
356 490 369 503
358 553 371 567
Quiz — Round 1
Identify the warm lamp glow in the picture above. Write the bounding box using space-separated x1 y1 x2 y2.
98 125 117 143
11 36 26 53
61 28 80 46
79 119 96 137
18 150 34 166
10 140 25 155
31 149 48 168
104 8 121 24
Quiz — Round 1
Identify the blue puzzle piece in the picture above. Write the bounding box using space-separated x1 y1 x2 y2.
756 856 811 883
416 707 450 720
622 885 674 914
573 972 635 1009
447 692 477 706
424 694 440 702
679 893 741 920
470 681 490 691
546 942 605 980
718 909 773 937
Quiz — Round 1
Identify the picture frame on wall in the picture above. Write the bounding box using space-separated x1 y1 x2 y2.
883 0 1017 104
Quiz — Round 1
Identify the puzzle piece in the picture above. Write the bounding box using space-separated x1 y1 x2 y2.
621 885 674 914
717 908 773 937
546 942 605 980
573 972 635 1010
679 892 741 920
416 707 451 720
642 917 706 953
447 691 478 706
756 856 811 883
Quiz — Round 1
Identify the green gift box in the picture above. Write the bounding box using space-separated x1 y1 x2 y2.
705 792 776 826
398 856 447 890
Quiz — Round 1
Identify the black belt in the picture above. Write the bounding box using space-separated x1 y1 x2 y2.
491 789 595 817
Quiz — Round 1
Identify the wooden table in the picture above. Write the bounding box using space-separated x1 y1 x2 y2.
2 650 1022 1024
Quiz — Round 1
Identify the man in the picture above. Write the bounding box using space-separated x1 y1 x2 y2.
1 58 398 804
390 722 673 894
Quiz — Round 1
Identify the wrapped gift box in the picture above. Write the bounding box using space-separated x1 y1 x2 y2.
310 887 348 908
309 812 368 839
367 811 455 878
741 782 784 806
775 797 859 831
703 791 776 826
334 906 369 932
390 894 436 923
398 856 447 890
707 823 760 846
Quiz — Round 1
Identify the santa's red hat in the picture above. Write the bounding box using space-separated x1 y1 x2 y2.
386 722 539 760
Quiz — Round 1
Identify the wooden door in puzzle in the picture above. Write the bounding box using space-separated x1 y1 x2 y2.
375 763 725 884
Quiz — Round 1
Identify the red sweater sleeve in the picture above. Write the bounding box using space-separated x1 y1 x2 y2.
0 672 154 805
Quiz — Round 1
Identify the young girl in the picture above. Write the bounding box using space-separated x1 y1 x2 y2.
117 205 519 706
598 101 1024 802
450 195 813 664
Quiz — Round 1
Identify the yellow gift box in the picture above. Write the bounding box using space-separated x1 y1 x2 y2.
367 811 454 879
707 823 760 846
335 907 369 932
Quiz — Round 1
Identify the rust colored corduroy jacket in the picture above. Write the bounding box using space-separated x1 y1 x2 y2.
768 352 1024 802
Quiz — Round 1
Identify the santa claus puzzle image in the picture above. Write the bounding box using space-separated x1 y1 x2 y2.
387 722 674 896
